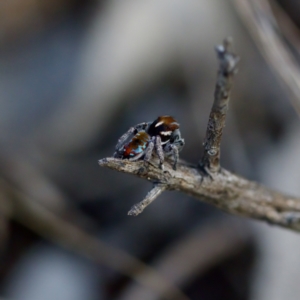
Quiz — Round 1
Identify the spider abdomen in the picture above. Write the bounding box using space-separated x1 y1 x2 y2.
122 131 150 158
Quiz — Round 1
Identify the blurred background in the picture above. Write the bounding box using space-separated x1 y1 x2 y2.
1 0 300 299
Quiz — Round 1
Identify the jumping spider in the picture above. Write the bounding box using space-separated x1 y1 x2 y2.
113 115 184 170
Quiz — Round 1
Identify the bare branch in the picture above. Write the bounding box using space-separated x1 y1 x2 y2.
98 39 300 232
99 157 300 231
201 38 239 172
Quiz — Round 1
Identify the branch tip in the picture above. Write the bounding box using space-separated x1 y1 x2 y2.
215 39 239 75
201 39 239 172
98 158 107 166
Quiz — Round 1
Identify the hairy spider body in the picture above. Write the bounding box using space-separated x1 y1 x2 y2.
114 115 184 170
147 115 180 143
122 131 151 160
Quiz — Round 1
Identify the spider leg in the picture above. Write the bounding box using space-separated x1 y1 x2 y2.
175 138 185 153
164 138 184 170
154 135 164 170
128 150 146 161
172 130 185 151
115 127 135 151
115 122 149 151
170 144 179 170
144 138 154 162
135 122 150 132
113 151 121 158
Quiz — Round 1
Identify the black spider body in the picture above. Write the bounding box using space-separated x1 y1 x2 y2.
114 115 184 170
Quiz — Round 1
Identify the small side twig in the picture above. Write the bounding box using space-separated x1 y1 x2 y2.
128 184 166 216
201 38 239 173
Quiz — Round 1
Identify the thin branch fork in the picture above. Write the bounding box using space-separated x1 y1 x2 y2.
99 39 300 232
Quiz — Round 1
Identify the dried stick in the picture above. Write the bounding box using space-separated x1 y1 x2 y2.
99 39 300 232
128 184 166 216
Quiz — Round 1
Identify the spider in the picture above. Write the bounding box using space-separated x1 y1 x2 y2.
113 115 184 170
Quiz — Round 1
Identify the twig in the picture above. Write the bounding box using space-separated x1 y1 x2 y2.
201 38 239 173
98 38 300 232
